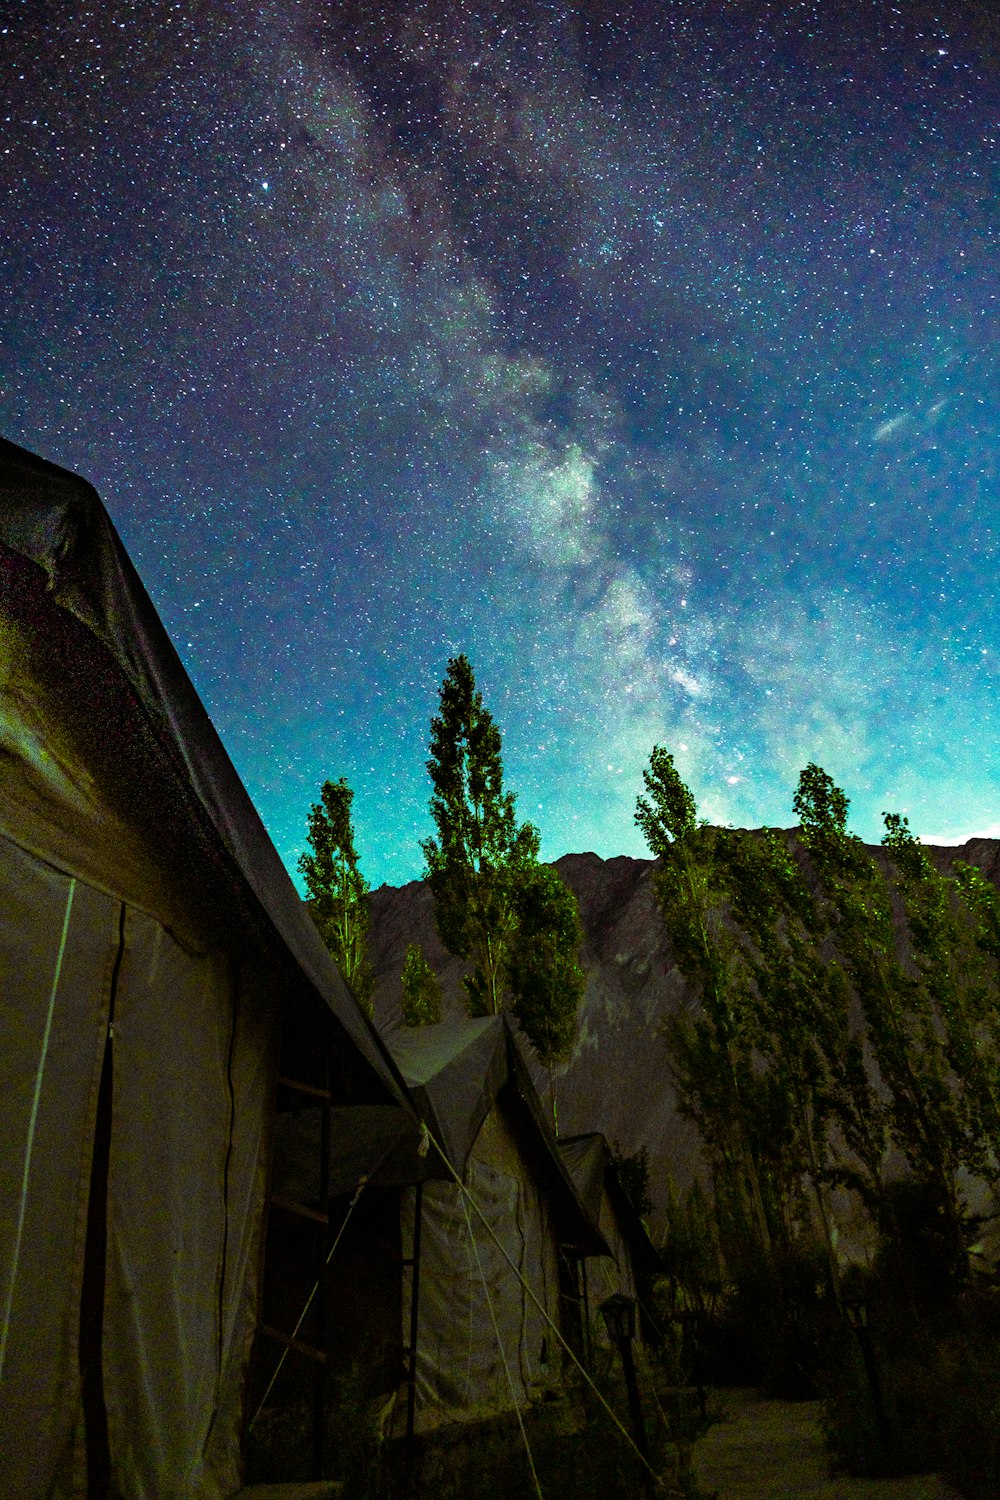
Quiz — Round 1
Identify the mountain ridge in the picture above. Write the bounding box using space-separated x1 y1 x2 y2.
368 835 1000 1232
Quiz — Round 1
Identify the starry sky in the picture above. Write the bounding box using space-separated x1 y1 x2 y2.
4 0 999 888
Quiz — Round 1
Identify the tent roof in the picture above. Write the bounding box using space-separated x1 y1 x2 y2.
389 1014 509 1172
386 1015 610 1257
558 1132 662 1273
556 1133 608 1222
0 437 409 1107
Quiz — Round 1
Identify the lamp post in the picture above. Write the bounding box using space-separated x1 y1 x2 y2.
676 1308 707 1420
599 1294 655 1498
843 1295 890 1448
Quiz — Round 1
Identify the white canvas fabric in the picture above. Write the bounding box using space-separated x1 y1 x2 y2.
1 443 409 1498
0 830 277 1500
0 837 112 1497
400 1102 561 1432
586 1196 639 1346
202 974 276 1497
0 587 210 951
102 914 275 1499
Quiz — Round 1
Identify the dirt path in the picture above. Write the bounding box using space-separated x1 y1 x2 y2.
691 1388 962 1500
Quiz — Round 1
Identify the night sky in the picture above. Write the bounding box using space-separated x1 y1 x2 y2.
4 1 998 888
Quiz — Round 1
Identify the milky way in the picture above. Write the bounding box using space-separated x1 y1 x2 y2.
3 1 998 884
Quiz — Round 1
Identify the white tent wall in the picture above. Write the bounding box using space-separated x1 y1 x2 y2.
102 914 276 1500
2 447 415 1496
0 826 278 1500
585 1197 640 1348
205 972 279 1497
0 836 113 1497
399 1100 561 1433
0 576 213 950
1 563 278 1497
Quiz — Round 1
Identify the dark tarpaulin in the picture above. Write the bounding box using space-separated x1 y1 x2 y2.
273 1015 609 1254
558 1131 662 1274
319 1015 610 1255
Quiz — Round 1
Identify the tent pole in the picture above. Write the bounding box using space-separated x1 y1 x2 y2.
580 1257 593 1373
404 1180 424 1490
312 1050 332 1480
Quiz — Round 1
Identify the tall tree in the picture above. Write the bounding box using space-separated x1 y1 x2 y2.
635 746 773 1254
400 942 443 1028
795 765 965 1240
298 777 375 1016
421 654 540 1015
507 861 586 1129
882 814 1000 1187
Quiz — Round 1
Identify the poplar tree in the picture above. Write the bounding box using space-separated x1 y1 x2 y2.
635 746 773 1255
400 942 443 1028
710 823 875 1304
882 814 1000 1186
795 765 965 1242
507 861 586 1129
299 777 375 1016
421 654 540 1015
421 655 586 1084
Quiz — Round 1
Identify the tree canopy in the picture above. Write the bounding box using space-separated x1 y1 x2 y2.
400 942 443 1028
421 654 584 1082
298 776 375 1016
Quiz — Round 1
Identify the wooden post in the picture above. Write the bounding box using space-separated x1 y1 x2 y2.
404 1181 424 1490
311 1050 332 1480
617 1334 655 1499
580 1257 593 1372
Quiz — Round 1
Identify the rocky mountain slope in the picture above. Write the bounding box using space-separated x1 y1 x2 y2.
369 838 1000 1233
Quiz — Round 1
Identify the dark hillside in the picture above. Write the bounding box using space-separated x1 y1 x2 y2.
368 836 1000 1233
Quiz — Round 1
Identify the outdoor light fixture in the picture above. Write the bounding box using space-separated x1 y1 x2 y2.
842 1295 869 1330
599 1292 637 1344
598 1294 653 1495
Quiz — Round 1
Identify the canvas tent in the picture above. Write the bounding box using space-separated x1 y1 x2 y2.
391 1015 613 1431
557 1133 662 1347
0 439 415 1499
269 1013 609 1437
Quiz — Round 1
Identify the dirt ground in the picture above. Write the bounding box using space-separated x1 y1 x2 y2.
691 1388 963 1500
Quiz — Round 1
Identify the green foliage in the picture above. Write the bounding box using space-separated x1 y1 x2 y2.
637 748 1000 1488
325 1362 385 1500
818 1223 1000 1495
420 655 585 1082
634 744 698 854
789 765 983 1247
400 941 444 1027
507 862 585 1068
386 1361 712 1500
955 858 1000 963
421 654 540 1015
636 752 784 1258
881 813 1000 1195
299 776 375 1015
659 1177 723 1319
609 1141 654 1220
793 760 850 843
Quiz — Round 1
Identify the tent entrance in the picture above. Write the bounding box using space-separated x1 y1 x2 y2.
250 1007 337 1481
247 1007 407 1486
78 904 125 1498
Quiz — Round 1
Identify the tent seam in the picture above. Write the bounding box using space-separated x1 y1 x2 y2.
207 955 240 1441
